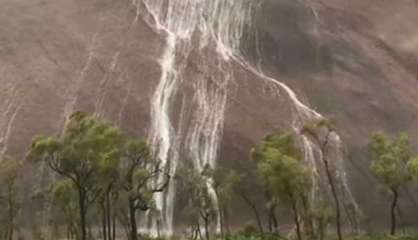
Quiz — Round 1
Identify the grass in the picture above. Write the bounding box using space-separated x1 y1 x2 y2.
223 233 418 240
351 235 418 240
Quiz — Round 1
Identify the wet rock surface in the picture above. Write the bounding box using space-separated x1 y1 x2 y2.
1 0 418 230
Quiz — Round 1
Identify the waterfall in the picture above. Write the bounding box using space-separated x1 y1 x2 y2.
133 0 360 236
136 0 258 235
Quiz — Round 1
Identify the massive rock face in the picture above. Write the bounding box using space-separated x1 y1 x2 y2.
1 0 418 232
255 0 418 228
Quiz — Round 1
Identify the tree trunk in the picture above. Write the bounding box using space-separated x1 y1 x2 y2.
240 192 264 233
219 207 224 239
318 219 325 240
342 198 358 235
67 224 71 240
8 183 14 240
112 212 117 240
78 188 87 240
300 193 315 240
128 197 138 240
196 222 202 240
322 154 343 240
291 199 302 240
117 209 131 240
102 202 107 240
157 219 161 238
193 222 202 240
70 221 77 239
191 226 197 240
203 213 210 240
390 189 399 235
224 207 231 235
106 193 112 240
88 223 93 239
268 204 278 233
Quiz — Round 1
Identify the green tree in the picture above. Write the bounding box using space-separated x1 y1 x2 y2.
120 139 170 240
238 174 264 233
96 149 121 240
252 134 281 234
0 156 22 240
179 166 217 240
369 132 413 235
302 119 343 240
49 179 78 239
252 131 312 240
29 111 123 240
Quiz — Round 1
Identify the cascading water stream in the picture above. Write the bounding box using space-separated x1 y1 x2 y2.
137 0 257 235
0 83 23 156
135 0 360 235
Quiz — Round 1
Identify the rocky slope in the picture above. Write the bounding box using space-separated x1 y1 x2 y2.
1 0 418 231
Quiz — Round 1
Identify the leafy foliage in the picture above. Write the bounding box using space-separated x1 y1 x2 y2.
29 111 123 191
178 165 218 240
0 156 22 240
252 131 311 207
29 111 124 240
120 138 170 240
120 138 163 212
369 132 416 235
369 133 413 191
252 131 312 240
